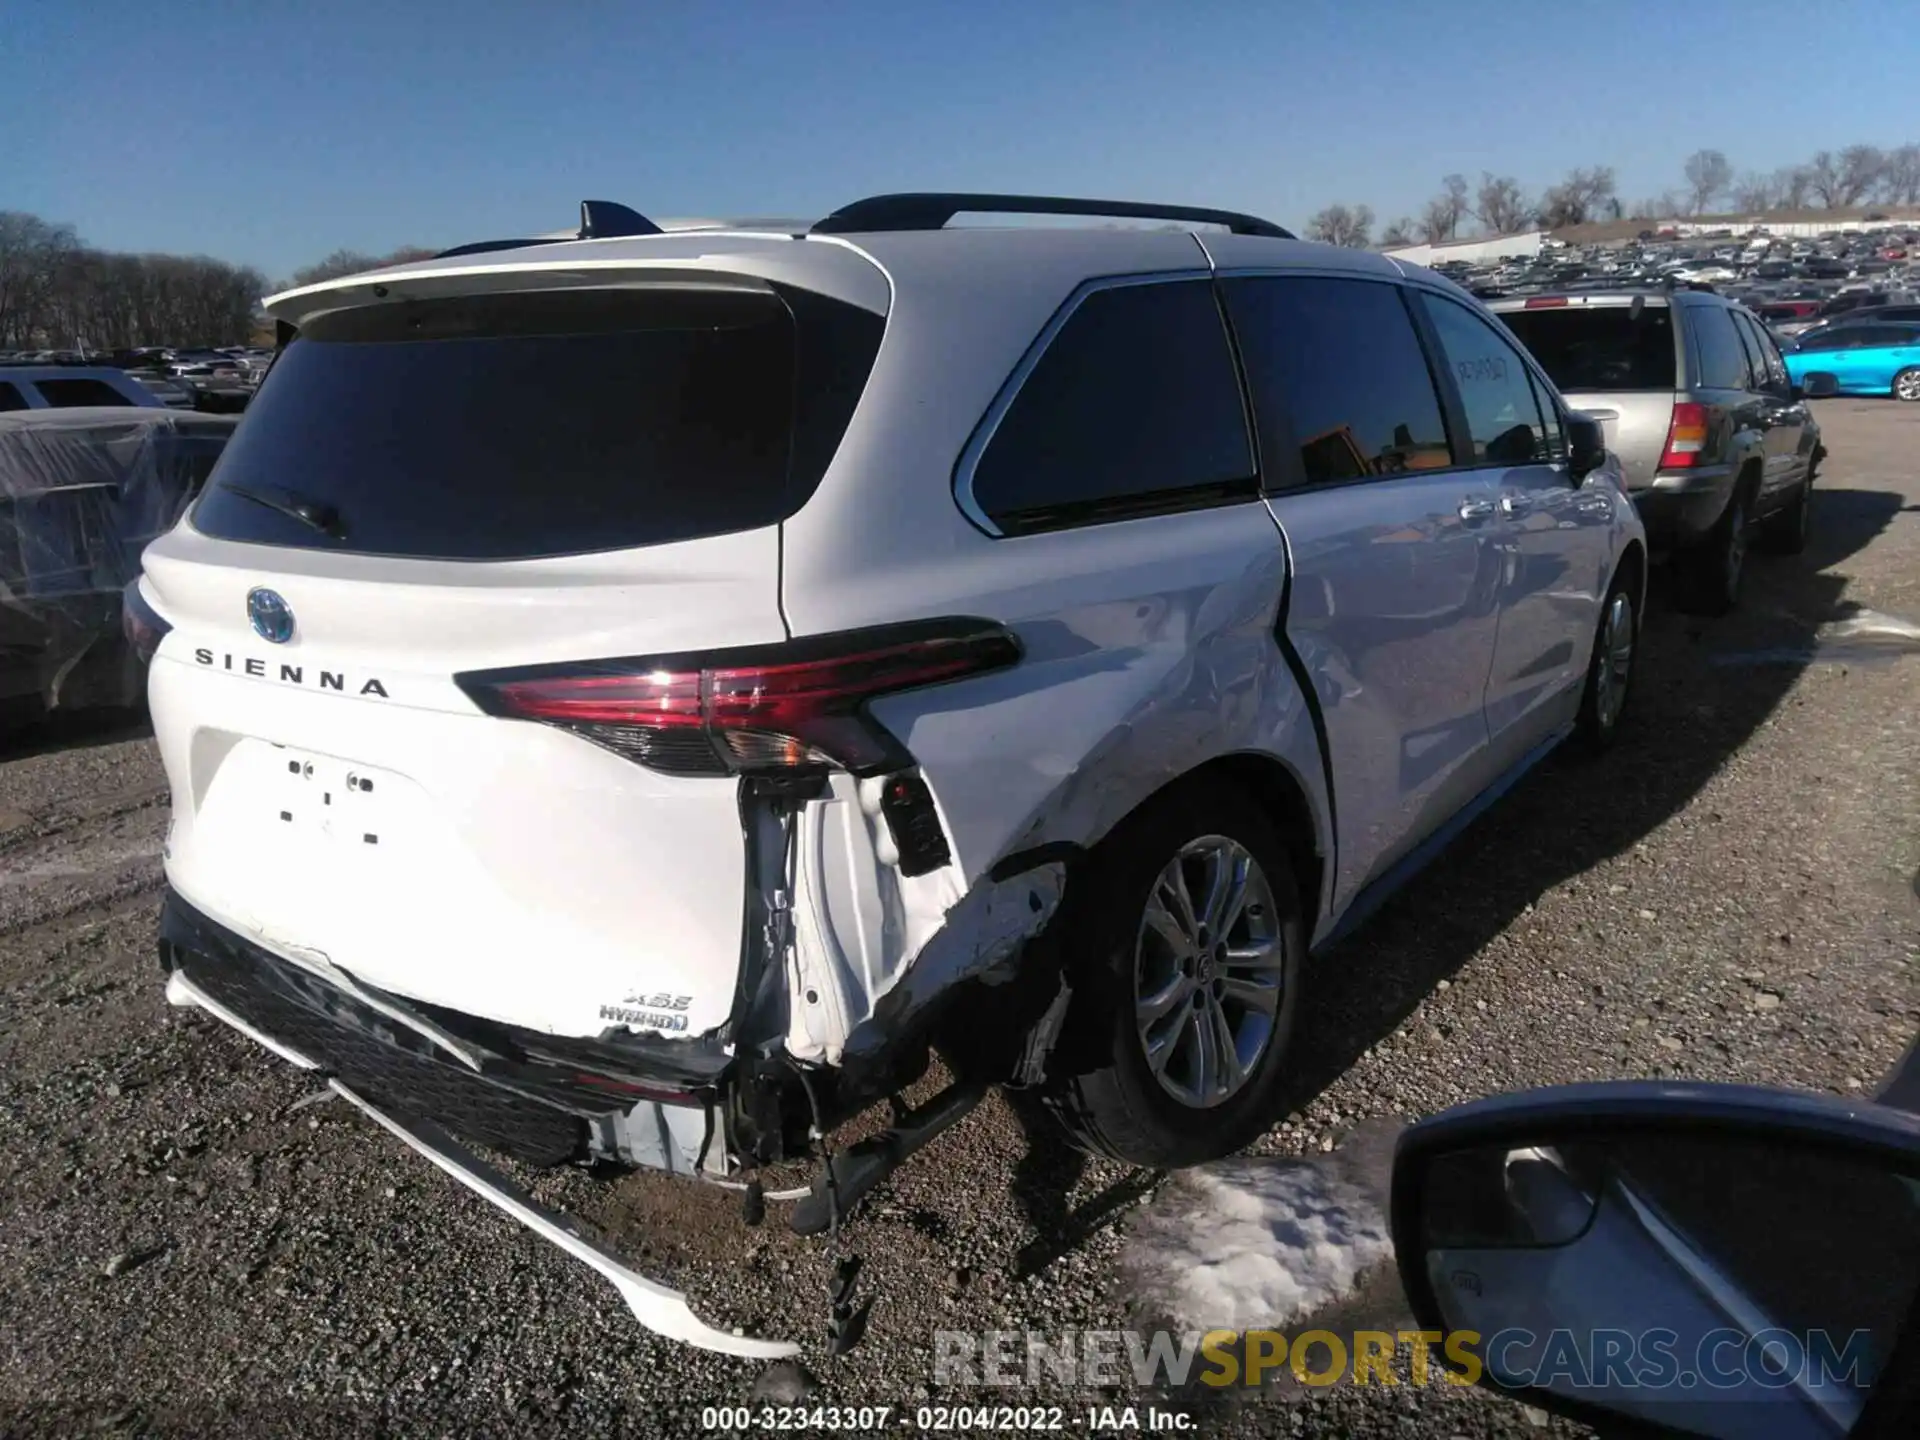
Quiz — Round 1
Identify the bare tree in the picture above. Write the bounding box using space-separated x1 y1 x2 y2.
1884 143 1920 205
1806 151 1846 208
0 209 268 350
1731 172 1780 212
289 245 438 289
1417 173 1471 243
0 212 81 349
1380 217 1414 248
1838 145 1887 206
1682 149 1734 214
1475 174 1532 235
1775 165 1814 210
1538 165 1618 228
1306 203 1374 248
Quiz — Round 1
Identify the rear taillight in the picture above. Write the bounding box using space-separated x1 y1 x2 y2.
1659 402 1709 469
457 619 1020 778
122 581 172 664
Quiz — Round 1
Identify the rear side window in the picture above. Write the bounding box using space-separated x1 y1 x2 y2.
1734 312 1790 389
0 383 27 412
968 280 1254 534
34 377 137 407
1494 305 1677 391
1223 276 1452 486
192 285 882 560
1690 307 1752 390
1418 295 1552 466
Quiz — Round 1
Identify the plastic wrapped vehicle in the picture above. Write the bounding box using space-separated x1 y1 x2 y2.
0 407 235 725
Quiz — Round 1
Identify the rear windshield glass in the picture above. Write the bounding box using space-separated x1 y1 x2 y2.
1496 306 1678 392
192 285 881 560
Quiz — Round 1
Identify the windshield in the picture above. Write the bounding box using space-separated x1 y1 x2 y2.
1496 306 1678 391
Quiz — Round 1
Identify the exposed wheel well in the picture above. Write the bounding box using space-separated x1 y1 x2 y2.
1615 539 1647 620
1127 753 1327 939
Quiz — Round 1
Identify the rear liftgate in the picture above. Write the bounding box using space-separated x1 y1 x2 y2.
158 616 1061 1354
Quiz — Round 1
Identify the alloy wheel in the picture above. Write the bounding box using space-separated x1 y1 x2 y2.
1133 836 1285 1109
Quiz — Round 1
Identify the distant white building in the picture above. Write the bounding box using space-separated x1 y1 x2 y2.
1380 231 1545 267
1664 216 1917 239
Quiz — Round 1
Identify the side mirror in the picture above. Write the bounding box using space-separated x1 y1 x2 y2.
1801 372 1841 400
1391 1081 1920 1438
1565 413 1607 480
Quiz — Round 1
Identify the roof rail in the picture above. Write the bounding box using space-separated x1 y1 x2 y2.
810 192 1295 239
431 199 663 260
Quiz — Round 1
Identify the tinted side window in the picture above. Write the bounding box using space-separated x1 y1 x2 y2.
35 377 137 407
1526 369 1568 463
0 382 28 412
1222 276 1451 487
1690 307 1751 390
1418 294 1551 466
970 281 1254 533
1728 313 1766 391
1736 313 1789 389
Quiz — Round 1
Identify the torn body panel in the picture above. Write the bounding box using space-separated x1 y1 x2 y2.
785 766 1067 1064
798 502 1332 926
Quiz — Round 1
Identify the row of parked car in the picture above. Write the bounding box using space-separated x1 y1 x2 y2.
0 350 264 417
1436 223 1918 300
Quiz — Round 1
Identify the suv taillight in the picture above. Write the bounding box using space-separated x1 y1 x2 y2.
456 619 1021 778
122 580 172 664
1659 402 1709 469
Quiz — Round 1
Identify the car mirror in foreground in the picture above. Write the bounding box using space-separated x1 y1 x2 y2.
1390 1081 1920 1439
1565 413 1607 479
1801 372 1842 399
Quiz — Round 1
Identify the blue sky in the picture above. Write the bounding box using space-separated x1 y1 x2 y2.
2 0 1911 280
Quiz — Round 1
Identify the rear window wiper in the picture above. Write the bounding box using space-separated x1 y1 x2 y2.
219 483 346 540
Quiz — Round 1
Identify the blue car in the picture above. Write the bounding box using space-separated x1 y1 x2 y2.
1785 320 1920 401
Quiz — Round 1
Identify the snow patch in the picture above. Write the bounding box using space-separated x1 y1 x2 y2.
1125 1158 1392 1334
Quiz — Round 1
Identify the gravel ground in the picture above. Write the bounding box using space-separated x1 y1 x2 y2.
2 401 1916 1438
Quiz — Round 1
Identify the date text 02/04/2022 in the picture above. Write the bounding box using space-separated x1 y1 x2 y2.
698 1404 1198 1431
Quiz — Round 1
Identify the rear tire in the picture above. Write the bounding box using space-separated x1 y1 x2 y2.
1677 483 1751 616
1038 781 1303 1167
1574 567 1638 754
1894 367 1920 403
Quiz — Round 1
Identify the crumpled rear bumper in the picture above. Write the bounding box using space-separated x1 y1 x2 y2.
158 888 724 1171
163 963 798 1359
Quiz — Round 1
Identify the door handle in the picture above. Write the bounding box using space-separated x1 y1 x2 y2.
1458 497 1498 524
1499 492 1533 518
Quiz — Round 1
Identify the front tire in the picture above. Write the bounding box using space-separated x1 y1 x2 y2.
1039 781 1303 1167
1894 367 1920 403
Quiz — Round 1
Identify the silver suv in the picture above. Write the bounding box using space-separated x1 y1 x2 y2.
1491 289 1822 614
131 193 1647 1354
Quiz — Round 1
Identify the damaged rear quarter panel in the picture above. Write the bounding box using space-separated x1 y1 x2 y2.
779 503 1330 1061
863 505 1327 883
